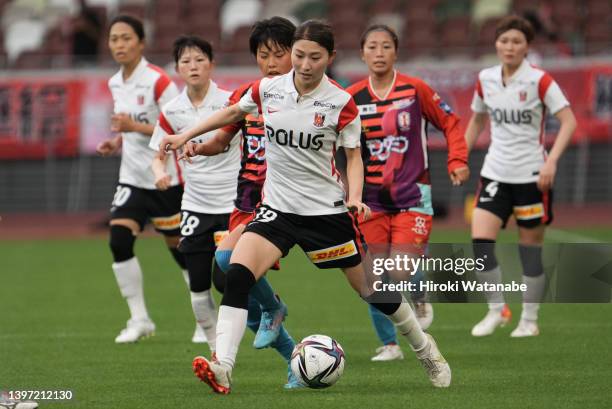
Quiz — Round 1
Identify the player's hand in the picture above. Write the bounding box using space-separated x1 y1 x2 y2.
155 173 172 191
347 199 371 221
160 133 189 153
178 142 198 164
96 138 120 156
537 160 556 192
111 113 135 132
450 166 470 186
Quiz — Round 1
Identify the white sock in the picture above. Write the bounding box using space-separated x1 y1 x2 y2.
215 305 248 369
476 266 505 312
521 274 545 321
112 257 149 321
389 301 428 352
191 290 217 352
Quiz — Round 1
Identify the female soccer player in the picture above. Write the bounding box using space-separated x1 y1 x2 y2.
347 24 469 361
162 20 452 394
465 15 576 337
96 15 188 343
153 24 301 389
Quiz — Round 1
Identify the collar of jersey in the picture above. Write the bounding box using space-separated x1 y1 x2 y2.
120 57 148 84
179 80 218 109
499 58 529 86
283 69 329 99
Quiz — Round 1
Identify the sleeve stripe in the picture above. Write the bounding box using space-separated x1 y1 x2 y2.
251 80 262 114
154 74 172 103
476 79 484 99
158 112 175 134
337 98 359 132
538 72 553 102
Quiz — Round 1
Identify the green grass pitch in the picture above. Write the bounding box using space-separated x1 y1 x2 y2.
1 227 611 408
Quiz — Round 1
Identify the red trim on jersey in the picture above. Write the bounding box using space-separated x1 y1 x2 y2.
172 150 184 185
148 63 172 103
158 112 175 134
337 98 359 132
538 73 553 102
476 79 484 99
539 106 547 155
251 80 262 114
473 179 483 208
331 143 340 182
222 82 253 134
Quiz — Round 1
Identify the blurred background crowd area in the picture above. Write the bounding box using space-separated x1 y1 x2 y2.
0 0 610 69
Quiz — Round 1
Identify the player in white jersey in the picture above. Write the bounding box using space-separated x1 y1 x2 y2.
465 16 576 338
95 15 186 343
161 20 451 394
149 35 239 355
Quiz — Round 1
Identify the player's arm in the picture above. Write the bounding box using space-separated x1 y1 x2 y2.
181 128 239 160
96 134 122 156
344 147 370 220
538 106 576 192
111 113 155 135
150 113 174 190
416 80 469 186
465 112 488 152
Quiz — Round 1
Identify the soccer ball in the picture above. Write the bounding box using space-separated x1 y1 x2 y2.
290 334 345 389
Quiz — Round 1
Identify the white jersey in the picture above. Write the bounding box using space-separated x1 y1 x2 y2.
150 82 240 214
238 71 361 215
471 59 569 183
109 57 180 189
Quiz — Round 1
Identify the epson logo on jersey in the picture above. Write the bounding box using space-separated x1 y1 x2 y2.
264 125 324 151
314 100 337 110
263 92 284 100
490 109 533 125
130 112 150 124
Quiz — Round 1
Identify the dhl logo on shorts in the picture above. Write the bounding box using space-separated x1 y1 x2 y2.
214 230 229 246
306 241 358 264
513 203 544 220
152 213 181 230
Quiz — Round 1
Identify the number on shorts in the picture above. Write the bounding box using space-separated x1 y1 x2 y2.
112 186 132 207
180 211 200 236
485 181 499 198
253 207 278 223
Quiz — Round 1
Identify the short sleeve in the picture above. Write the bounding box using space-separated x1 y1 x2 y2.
238 80 262 115
542 78 570 115
337 99 361 148
155 78 179 108
471 79 487 113
149 112 174 151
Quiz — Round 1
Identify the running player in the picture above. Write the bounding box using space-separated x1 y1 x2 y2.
465 15 576 337
347 24 469 361
178 17 302 389
148 35 239 354
162 20 452 394
96 15 189 343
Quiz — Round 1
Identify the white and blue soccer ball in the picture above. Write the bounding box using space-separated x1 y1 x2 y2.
290 334 345 389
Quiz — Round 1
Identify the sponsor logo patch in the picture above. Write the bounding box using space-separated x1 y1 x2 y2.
152 213 181 230
358 104 377 115
514 203 544 220
306 241 358 263
313 112 326 128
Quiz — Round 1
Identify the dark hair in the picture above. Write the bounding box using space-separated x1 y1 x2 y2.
173 35 213 63
360 24 399 50
293 20 334 54
249 17 296 56
495 15 535 43
109 15 145 41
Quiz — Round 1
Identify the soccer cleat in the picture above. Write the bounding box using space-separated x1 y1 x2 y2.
371 344 404 361
114 318 155 343
415 333 451 388
414 302 434 330
471 304 512 337
510 319 539 338
284 365 304 389
253 300 288 349
191 324 208 344
193 356 231 394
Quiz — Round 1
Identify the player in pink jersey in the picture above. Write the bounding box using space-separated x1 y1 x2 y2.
162 20 452 394
465 15 576 338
